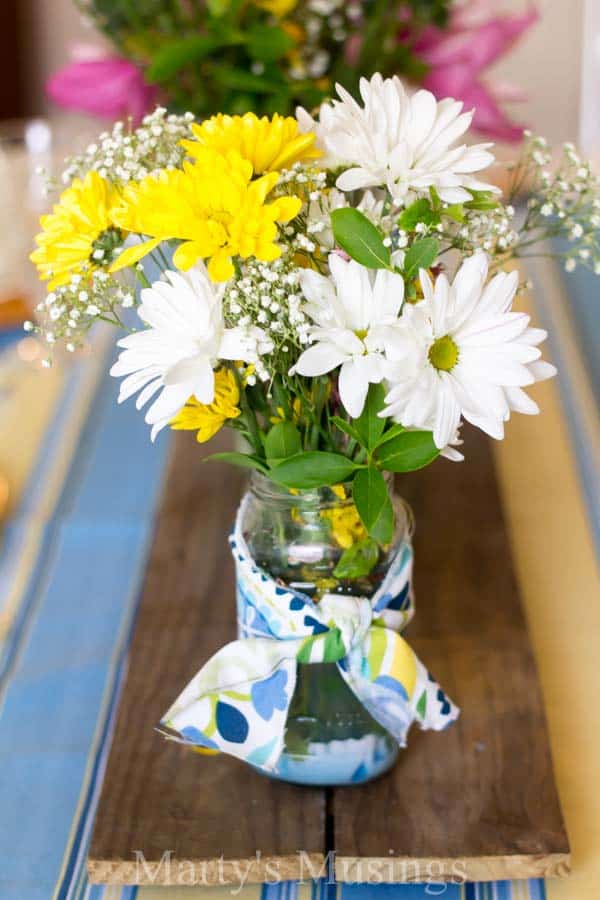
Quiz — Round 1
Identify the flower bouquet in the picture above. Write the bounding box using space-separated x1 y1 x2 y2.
50 1 535 140
29 76 600 785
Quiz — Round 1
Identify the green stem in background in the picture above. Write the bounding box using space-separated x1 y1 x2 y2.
135 267 151 289
271 377 291 420
232 365 263 457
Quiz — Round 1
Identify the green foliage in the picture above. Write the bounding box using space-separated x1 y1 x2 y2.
78 0 454 118
330 209 391 269
372 423 405 449
246 25 295 62
354 383 386 449
333 538 379 579
264 422 302 464
147 35 244 83
402 237 440 280
270 452 358 489
375 430 439 472
398 198 439 231
464 190 500 211
353 466 395 545
204 451 268 473
331 416 362 445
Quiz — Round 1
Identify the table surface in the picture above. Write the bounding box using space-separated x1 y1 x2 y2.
0 257 599 899
87 425 568 886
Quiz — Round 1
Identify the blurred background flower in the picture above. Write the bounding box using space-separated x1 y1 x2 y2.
40 1 538 142
413 1 538 141
46 47 157 123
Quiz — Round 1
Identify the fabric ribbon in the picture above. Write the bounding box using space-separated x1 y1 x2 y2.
161 495 459 772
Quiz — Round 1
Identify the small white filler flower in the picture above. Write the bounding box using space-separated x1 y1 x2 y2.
110 264 263 439
291 254 417 418
381 253 557 449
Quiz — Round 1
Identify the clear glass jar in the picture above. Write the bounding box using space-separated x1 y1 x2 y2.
237 472 413 786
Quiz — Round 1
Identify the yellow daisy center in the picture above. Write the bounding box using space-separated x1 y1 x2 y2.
428 335 459 372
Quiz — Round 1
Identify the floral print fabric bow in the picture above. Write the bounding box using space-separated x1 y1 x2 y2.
161 498 459 771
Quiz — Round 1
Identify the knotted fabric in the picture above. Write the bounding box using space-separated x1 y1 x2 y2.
161 495 459 771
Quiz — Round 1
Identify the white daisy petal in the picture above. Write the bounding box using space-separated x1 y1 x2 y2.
294 342 348 377
339 359 370 418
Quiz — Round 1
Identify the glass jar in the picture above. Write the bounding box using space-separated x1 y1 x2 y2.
237 472 413 786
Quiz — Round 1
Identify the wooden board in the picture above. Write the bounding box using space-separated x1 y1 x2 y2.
333 428 570 883
87 433 326 886
88 428 569 886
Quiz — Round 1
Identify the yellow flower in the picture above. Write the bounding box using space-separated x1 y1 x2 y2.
322 504 367 549
30 171 122 289
182 113 320 175
269 397 302 424
111 150 302 281
253 0 298 16
169 368 241 442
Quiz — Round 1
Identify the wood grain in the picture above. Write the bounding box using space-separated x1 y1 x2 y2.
88 427 569 886
87 433 325 886
333 427 570 883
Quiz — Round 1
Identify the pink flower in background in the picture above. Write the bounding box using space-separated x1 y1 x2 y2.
46 50 156 124
413 1 538 142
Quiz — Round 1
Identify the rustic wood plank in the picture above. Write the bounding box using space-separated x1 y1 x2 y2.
333 427 570 883
88 425 569 886
87 433 326 886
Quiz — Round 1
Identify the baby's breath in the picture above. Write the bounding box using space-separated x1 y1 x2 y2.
61 108 194 187
505 135 600 272
223 255 310 382
27 270 135 357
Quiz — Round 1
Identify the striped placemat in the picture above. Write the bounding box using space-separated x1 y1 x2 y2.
3 260 594 900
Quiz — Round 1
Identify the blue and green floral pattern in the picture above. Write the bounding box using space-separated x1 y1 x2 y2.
161 497 459 771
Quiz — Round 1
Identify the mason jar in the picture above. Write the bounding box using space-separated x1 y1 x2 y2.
236 472 414 786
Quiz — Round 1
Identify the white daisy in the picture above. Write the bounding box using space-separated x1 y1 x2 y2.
303 74 499 205
110 264 263 439
381 253 556 449
291 254 417 418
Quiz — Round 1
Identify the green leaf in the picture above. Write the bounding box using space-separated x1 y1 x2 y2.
247 25 294 62
333 538 379 579
270 452 358 489
373 423 405 450
207 0 230 14
353 466 394 545
331 208 391 269
214 66 286 95
264 422 302 464
147 35 244 82
375 430 439 472
444 204 465 223
398 198 439 231
354 383 386 449
204 451 268 474
464 190 499 211
331 416 363 446
402 237 440 280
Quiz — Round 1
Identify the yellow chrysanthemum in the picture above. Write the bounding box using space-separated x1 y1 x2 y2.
30 171 122 289
322 504 367 550
111 150 302 281
182 113 320 175
170 368 241 442
253 0 298 16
